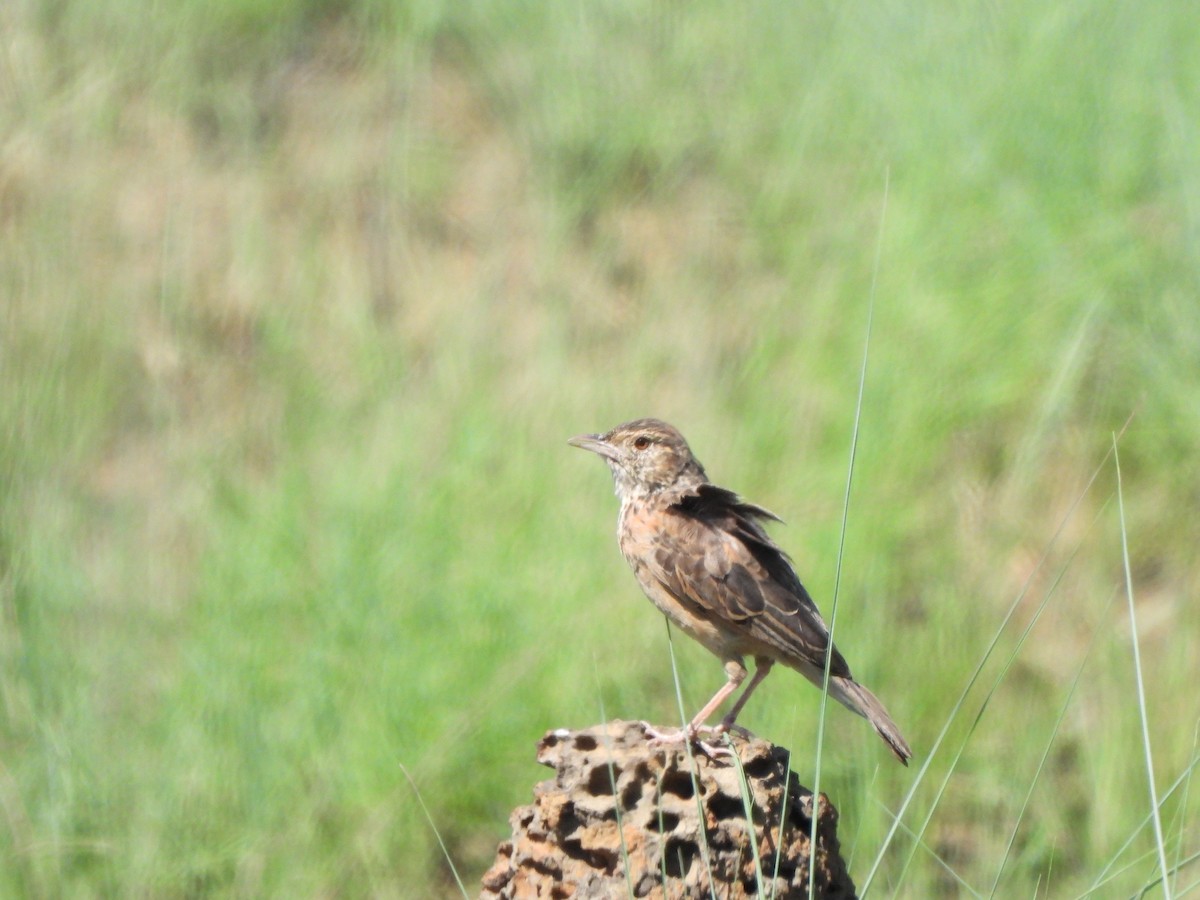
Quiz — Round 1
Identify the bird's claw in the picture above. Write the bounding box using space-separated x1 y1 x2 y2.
640 722 687 746
638 721 737 759
717 720 754 741
693 739 735 759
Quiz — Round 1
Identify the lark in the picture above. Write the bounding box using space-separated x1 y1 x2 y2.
569 418 911 764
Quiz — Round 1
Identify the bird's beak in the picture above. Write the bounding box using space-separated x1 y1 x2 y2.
568 433 622 463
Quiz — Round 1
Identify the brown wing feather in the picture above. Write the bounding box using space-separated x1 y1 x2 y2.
653 486 851 678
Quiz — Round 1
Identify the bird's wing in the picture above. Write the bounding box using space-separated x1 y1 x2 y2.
648 486 851 677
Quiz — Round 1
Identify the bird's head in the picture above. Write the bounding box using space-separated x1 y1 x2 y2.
568 418 708 501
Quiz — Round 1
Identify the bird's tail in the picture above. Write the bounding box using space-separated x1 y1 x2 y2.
828 675 913 766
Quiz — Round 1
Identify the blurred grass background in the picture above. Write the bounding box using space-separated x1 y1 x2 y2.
2 0 1199 896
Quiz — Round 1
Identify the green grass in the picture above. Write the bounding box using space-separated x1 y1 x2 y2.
2 0 1199 896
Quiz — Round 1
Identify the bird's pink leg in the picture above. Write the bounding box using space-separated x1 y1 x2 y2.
715 656 774 733
643 659 747 747
687 659 748 734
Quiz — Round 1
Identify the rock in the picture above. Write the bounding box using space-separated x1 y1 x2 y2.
480 720 857 899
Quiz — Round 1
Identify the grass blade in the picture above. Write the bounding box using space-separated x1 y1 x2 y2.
1133 851 1200 900
665 622 719 900
859 423 1129 896
726 735 768 892
1079 750 1200 898
398 762 469 899
988 593 1116 897
844 766 880 871
810 164 888 898
655 776 671 891
873 799 982 898
1171 722 1200 895
592 665 637 899
1113 435 1171 899
770 748 799 898
886 538 1101 892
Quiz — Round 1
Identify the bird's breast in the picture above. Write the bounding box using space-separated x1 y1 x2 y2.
616 499 658 564
616 499 739 658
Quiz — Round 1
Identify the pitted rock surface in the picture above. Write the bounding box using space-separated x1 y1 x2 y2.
480 720 856 899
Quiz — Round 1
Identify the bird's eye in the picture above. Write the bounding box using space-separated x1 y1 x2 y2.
633 436 651 450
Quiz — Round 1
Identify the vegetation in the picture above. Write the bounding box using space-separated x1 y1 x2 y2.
2 1 1198 895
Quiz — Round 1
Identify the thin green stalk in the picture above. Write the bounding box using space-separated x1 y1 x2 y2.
1171 722 1200 895
593 666 636 899
845 766 880 871
1080 750 1200 898
665 622 718 900
1170 857 1200 898
873 800 981 898
810 164 888 899
1134 851 1200 899
860 425 1128 896
770 749 798 899
886 523 1106 891
988 593 1116 897
1114 436 1171 900
655 776 670 890
1100 848 1166 899
398 762 469 900
727 735 768 892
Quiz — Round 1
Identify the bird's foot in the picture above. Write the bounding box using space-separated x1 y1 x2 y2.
638 721 712 742
638 722 735 759
692 739 735 759
692 721 750 758
640 722 688 746
712 717 754 741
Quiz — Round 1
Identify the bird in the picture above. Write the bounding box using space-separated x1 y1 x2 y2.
568 418 912 765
